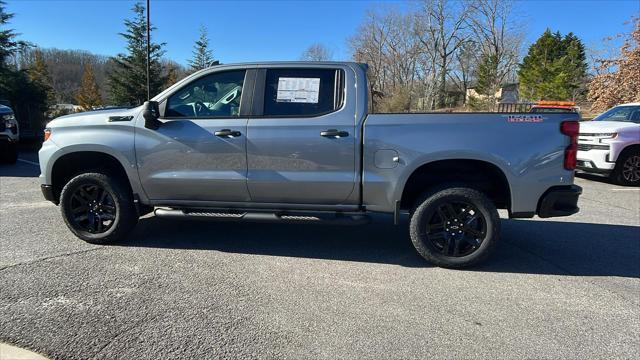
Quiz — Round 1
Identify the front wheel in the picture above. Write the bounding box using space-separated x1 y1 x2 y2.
612 150 640 186
409 186 500 268
60 172 137 244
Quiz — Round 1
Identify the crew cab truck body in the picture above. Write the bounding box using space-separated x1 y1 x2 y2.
39 62 582 268
577 103 640 186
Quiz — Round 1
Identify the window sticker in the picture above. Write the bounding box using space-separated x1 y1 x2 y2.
276 77 320 103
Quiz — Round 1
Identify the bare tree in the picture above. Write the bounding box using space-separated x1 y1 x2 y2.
300 43 333 61
350 9 393 111
415 0 470 108
349 0 524 112
450 40 479 104
588 16 640 111
466 0 523 95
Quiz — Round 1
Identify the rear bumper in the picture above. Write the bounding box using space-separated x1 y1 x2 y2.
537 185 582 218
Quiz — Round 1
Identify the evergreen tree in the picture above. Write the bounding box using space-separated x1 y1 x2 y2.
76 63 102 110
188 25 214 72
107 2 165 106
0 0 26 69
561 32 588 99
518 29 588 101
28 49 55 105
0 1 47 124
475 53 500 97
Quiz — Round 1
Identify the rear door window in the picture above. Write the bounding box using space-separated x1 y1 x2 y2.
263 68 344 117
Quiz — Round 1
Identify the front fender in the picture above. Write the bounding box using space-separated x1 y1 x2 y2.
38 121 147 202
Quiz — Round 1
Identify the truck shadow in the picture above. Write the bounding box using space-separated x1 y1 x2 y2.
119 216 639 278
0 143 41 178
0 161 40 177
575 172 616 185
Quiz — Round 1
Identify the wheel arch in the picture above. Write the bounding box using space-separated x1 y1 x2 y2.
399 158 512 212
50 150 135 204
617 143 640 159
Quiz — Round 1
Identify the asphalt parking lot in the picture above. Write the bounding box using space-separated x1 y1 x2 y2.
1 148 639 359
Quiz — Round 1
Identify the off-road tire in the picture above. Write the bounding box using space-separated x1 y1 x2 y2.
60 172 137 244
409 185 500 268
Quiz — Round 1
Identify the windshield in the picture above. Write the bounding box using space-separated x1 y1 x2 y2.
593 105 640 123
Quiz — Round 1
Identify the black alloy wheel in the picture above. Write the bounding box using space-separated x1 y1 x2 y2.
409 186 500 268
60 172 138 244
68 184 117 234
425 201 487 257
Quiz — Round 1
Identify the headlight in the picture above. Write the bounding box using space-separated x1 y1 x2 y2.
596 133 618 143
3 113 15 121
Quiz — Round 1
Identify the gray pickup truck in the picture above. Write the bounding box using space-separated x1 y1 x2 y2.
39 62 582 268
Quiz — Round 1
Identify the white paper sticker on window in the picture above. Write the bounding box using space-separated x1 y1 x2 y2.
276 77 320 103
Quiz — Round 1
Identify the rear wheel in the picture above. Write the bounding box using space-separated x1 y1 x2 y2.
60 172 137 244
409 186 500 268
612 149 640 186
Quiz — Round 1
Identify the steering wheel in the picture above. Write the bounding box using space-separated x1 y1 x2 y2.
194 101 211 117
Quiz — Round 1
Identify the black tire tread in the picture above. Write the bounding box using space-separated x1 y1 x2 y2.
409 185 500 268
59 172 137 244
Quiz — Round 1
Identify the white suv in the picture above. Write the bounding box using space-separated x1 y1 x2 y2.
577 103 640 185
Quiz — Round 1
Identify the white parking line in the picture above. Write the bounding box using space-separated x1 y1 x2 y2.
17 158 39 166
610 188 639 191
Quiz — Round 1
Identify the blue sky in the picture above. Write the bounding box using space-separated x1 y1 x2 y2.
6 0 639 65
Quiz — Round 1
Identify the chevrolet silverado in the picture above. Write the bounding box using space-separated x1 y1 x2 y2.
38 62 582 268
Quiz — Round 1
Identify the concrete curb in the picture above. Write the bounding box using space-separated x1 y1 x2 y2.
0 343 49 360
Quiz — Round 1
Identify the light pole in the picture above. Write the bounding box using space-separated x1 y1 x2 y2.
146 0 151 100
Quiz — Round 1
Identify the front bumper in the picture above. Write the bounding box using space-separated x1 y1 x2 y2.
577 148 614 172
537 185 582 218
576 160 611 175
41 184 57 204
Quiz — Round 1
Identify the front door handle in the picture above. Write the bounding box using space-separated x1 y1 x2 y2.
214 129 241 138
320 129 349 138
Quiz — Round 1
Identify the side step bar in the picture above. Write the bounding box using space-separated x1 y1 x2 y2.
154 208 370 226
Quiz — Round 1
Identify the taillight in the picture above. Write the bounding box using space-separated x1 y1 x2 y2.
560 121 579 170
43 128 51 142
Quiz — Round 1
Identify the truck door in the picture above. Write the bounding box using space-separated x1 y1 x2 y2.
246 67 357 205
135 69 252 202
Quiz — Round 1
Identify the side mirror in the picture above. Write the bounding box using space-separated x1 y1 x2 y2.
142 101 161 130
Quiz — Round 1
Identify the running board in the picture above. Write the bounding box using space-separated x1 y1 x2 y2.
153 208 370 226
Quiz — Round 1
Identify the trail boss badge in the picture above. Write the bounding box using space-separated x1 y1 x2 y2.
507 115 544 123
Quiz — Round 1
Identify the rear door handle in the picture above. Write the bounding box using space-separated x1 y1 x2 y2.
214 129 241 138
320 129 349 138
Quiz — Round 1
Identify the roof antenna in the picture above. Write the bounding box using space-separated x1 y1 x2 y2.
146 0 151 100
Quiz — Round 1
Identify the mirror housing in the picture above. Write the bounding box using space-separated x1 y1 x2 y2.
142 101 161 130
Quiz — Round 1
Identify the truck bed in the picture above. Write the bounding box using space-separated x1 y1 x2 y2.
361 112 580 213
